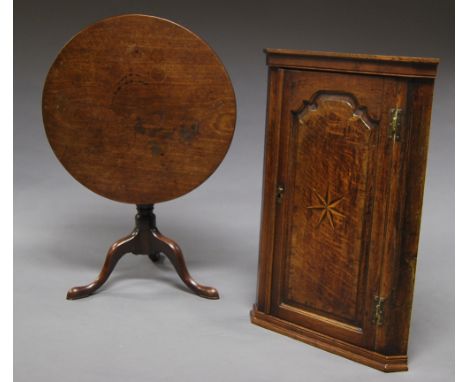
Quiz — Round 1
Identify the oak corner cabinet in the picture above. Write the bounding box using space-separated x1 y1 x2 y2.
250 49 439 372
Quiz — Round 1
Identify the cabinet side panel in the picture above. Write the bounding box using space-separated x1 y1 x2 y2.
384 80 436 354
255 68 285 312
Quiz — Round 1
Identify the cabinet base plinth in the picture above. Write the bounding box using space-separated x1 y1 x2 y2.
250 305 408 372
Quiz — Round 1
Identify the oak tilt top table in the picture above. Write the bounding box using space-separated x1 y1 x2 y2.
42 14 236 300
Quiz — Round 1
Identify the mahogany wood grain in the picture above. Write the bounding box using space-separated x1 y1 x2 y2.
251 49 438 372
67 204 219 300
42 15 235 299
43 14 236 204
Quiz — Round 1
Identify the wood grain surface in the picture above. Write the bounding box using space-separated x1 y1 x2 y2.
42 14 236 204
252 49 438 371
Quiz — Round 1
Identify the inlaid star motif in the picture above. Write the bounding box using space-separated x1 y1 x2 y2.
306 187 345 230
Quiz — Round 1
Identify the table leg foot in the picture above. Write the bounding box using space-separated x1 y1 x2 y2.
152 229 219 299
66 234 136 300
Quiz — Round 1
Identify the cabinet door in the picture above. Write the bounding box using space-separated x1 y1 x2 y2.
270 69 408 349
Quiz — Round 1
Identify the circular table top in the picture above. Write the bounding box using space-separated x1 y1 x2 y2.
42 14 236 204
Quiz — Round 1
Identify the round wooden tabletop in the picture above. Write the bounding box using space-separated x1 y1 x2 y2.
42 14 236 204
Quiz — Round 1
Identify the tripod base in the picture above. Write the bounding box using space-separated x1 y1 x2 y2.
66 205 219 300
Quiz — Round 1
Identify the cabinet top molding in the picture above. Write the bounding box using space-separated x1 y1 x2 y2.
264 49 439 78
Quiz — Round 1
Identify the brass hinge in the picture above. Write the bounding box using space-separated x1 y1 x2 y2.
372 295 385 326
276 185 285 203
388 108 403 141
